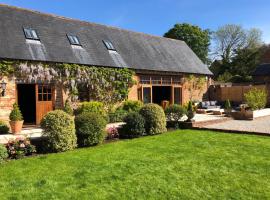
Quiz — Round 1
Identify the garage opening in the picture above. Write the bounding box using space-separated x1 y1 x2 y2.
17 84 36 124
152 86 171 105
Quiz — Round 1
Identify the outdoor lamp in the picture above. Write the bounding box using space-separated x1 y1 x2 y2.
0 80 7 96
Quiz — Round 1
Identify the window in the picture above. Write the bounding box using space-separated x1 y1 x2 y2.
103 40 116 51
67 34 81 46
23 28 39 40
38 85 52 101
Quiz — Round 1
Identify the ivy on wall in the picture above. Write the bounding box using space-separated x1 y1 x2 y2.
0 60 135 105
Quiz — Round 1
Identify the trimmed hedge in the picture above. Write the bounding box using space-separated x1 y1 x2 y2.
40 110 77 153
139 103 167 135
0 120 9 135
122 100 143 112
0 144 8 163
75 112 107 147
63 100 73 116
108 109 128 123
119 112 145 138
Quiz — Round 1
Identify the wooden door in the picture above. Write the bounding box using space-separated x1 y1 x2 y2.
36 85 54 125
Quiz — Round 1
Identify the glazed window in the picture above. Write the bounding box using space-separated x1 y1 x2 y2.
67 34 81 46
23 28 40 40
38 85 52 101
103 40 116 51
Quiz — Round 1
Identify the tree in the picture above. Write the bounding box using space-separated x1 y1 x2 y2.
212 24 262 62
164 23 211 64
186 75 206 100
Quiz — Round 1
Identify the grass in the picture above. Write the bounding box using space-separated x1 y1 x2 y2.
1 129 270 200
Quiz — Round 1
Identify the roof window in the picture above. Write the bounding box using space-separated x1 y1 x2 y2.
67 34 81 46
23 28 39 40
103 40 116 51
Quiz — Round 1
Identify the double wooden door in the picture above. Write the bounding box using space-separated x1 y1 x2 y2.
35 85 54 124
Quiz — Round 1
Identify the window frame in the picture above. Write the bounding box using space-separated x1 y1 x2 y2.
103 40 116 51
23 28 40 40
67 34 82 46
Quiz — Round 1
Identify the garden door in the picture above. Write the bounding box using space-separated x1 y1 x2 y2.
36 85 54 125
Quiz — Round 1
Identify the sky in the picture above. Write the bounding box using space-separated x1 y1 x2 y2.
1 0 270 43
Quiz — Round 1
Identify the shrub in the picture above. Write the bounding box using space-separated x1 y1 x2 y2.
5 137 36 159
224 99 231 110
108 109 128 123
0 144 8 163
139 104 167 135
63 100 73 115
244 88 267 110
122 100 143 112
119 112 145 138
0 120 9 135
75 101 107 120
9 103 23 121
165 104 187 121
187 101 195 121
40 110 77 152
75 112 107 147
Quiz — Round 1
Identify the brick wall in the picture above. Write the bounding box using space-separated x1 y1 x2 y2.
0 76 16 123
128 75 139 100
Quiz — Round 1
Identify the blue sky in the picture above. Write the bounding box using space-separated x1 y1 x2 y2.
1 0 270 42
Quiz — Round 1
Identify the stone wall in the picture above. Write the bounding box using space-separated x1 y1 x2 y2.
0 76 16 123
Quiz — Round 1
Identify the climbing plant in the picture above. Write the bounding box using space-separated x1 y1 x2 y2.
0 60 135 105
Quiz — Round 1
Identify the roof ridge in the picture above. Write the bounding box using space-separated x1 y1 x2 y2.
0 3 184 44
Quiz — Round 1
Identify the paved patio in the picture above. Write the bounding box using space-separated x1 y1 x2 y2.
203 115 270 134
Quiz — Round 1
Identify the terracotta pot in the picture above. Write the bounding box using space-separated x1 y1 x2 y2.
9 120 24 134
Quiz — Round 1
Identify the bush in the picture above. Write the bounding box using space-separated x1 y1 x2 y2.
122 100 143 112
119 112 145 138
5 138 36 159
106 126 119 140
108 109 128 123
244 88 267 110
63 100 73 115
224 99 231 109
187 101 195 121
139 104 167 135
0 144 8 163
75 112 107 147
9 103 23 121
165 105 187 121
0 120 9 135
75 101 107 120
40 110 77 153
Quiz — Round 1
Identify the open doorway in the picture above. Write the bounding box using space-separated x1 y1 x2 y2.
152 86 171 105
17 84 36 125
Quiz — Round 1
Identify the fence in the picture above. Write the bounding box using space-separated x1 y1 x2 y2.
208 83 270 104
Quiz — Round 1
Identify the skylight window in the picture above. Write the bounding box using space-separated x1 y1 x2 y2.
103 40 116 51
23 28 39 40
67 34 81 46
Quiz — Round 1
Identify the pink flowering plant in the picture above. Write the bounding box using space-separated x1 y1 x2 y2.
106 126 119 140
5 137 36 159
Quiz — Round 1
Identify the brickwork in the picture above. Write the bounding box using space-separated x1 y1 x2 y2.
0 76 16 123
128 75 139 100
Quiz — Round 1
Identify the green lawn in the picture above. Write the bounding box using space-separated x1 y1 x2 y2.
1 130 270 200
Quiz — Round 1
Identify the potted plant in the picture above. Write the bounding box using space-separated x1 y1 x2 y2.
224 99 232 116
186 101 195 122
9 103 24 134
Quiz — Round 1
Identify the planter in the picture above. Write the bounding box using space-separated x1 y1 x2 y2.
187 111 195 122
9 120 24 134
231 108 270 120
224 108 232 116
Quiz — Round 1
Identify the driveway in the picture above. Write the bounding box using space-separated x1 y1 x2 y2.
203 116 270 134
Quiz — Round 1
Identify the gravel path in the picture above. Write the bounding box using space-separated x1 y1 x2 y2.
204 116 270 134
